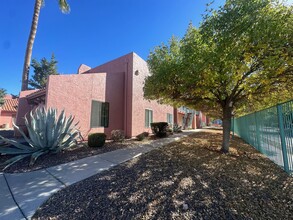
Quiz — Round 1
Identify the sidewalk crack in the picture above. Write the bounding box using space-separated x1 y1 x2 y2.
45 169 67 187
3 173 28 220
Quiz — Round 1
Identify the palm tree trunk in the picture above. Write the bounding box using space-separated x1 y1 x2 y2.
21 0 42 91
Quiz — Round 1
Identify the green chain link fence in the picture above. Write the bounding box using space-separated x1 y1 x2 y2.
232 100 293 174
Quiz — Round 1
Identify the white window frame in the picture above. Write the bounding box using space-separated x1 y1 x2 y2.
145 109 153 128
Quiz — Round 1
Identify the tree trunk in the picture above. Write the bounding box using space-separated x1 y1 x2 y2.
221 105 233 153
21 0 42 91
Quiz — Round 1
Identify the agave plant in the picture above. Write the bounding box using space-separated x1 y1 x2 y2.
0 107 80 169
173 124 182 133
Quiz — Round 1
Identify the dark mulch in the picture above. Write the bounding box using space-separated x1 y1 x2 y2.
33 131 293 220
0 129 14 138
0 139 151 173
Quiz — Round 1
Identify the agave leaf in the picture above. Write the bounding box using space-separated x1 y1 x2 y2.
55 110 65 135
0 135 33 151
25 114 38 146
1 107 80 168
30 109 47 149
46 108 57 147
51 110 66 147
56 132 72 146
59 132 79 150
28 131 42 149
0 147 33 155
58 111 67 135
1 154 31 170
25 118 42 149
12 123 36 148
29 150 48 167
74 121 79 127
35 107 47 148
41 107 49 146
63 116 75 134
60 116 76 143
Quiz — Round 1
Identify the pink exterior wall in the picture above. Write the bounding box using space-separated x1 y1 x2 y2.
191 115 195 129
202 114 207 125
15 52 176 139
46 73 105 138
0 111 16 128
132 53 173 136
46 73 125 139
177 114 184 127
196 111 207 128
87 53 133 137
88 52 173 137
15 90 38 134
196 113 202 128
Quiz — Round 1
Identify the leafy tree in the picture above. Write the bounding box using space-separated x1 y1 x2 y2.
0 88 6 106
144 0 293 152
29 54 59 89
237 87 293 115
21 0 70 91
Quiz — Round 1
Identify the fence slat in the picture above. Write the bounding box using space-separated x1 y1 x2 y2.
233 100 293 174
277 104 290 173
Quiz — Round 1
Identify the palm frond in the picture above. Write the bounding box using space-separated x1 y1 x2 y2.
58 0 70 13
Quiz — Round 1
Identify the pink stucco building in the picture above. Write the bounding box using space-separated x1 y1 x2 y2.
16 52 207 139
0 95 18 129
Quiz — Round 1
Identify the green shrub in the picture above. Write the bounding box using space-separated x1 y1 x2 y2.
88 133 106 147
111 130 125 142
136 132 149 141
0 107 80 169
151 122 168 137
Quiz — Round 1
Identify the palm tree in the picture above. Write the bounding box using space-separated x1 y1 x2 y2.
21 0 70 91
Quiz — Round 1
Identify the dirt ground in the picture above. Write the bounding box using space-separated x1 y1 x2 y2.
33 130 293 220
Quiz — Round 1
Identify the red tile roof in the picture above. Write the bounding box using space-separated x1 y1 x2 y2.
1 98 18 112
26 89 46 99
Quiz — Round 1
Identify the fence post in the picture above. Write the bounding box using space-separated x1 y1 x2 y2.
232 116 235 139
277 104 289 173
254 112 261 152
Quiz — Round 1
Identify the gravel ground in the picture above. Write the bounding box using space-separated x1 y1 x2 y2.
0 138 152 173
33 130 293 220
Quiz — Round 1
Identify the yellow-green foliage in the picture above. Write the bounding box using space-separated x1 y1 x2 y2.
144 0 293 151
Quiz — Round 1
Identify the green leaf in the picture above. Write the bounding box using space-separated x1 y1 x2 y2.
1 154 31 170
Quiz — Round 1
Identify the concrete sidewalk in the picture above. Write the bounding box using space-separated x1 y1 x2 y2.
0 131 198 220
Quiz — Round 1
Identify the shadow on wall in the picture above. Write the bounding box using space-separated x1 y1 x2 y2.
104 72 125 136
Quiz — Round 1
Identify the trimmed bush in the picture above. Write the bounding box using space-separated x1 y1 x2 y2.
111 130 125 142
151 122 168 137
136 132 149 141
88 133 106 147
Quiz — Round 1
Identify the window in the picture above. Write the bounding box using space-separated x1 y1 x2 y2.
145 109 153 128
90 100 109 128
167 113 173 124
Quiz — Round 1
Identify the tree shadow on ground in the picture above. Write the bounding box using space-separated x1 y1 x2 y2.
33 131 293 220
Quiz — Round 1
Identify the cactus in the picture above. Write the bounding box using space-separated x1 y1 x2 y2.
0 107 80 169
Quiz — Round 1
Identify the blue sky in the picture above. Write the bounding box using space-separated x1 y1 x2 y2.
1 0 231 95
1 0 292 95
